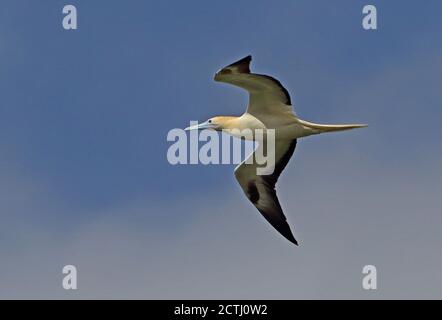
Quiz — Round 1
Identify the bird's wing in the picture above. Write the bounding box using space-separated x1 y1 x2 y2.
234 138 298 245
214 55 296 120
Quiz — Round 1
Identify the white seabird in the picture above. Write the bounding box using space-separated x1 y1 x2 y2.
186 55 366 245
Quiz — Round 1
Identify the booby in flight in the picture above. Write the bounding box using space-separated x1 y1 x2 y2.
186 55 366 245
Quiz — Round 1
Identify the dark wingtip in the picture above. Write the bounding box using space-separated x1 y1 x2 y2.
225 55 252 73
228 55 252 65
288 235 299 246
277 221 298 246
279 226 298 246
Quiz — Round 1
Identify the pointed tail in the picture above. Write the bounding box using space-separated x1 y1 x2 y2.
298 119 368 133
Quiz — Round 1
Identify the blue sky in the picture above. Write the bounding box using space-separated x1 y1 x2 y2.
0 0 441 298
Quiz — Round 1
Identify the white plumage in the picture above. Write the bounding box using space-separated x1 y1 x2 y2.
187 55 366 245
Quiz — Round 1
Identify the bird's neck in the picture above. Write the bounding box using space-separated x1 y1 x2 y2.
218 116 240 130
217 114 267 142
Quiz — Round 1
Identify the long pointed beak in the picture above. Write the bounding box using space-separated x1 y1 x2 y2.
185 120 215 131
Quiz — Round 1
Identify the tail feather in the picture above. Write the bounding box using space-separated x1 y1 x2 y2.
298 119 367 133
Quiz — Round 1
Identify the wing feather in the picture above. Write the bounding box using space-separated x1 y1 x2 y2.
214 55 295 120
234 139 298 245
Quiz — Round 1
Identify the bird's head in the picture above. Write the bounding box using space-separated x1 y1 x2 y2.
185 116 234 131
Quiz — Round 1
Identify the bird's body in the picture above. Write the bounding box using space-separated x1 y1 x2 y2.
186 55 366 245
218 113 304 140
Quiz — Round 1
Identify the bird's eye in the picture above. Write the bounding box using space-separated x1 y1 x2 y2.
208 120 212 123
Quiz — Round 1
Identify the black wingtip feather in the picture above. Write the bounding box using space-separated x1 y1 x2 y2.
290 235 299 246
282 226 298 246
225 55 252 73
228 55 252 66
